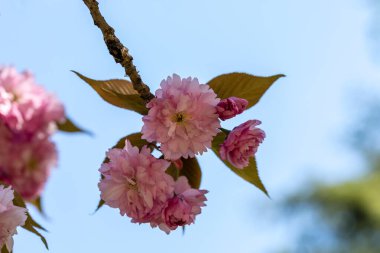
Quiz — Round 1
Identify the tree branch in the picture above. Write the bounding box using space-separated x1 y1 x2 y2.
82 0 155 102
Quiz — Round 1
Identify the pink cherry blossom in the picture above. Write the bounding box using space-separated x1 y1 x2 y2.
0 133 57 200
159 176 208 233
142 74 221 160
0 66 65 139
99 140 175 224
220 120 265 169
216 97 248 120
0 186 27 252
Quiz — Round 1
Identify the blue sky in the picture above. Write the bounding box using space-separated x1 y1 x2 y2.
1 0 380 252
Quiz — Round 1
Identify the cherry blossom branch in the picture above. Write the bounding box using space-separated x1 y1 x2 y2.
82 0 155 102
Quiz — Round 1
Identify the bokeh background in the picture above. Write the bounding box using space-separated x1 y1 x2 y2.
1 0 380 252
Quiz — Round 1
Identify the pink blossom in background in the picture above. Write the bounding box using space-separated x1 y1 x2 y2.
216 97 248 120
99 140 175 224
0 66 65 139
0 137 57 200
220 120 265 169
0 186 27 252
142 74 221 160
159 176 208 233
0 66 64 200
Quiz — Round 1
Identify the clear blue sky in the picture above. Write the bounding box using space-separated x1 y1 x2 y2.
1 0 380 252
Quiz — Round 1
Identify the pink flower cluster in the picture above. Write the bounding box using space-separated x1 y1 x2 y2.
0 186 27 252
99 141 207 233
0 66 64 200
100 74 266 233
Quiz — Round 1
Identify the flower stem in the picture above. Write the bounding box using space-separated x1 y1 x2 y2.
82 0 155 103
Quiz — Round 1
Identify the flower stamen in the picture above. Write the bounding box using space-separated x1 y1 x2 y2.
126 178 138 191
172 113 185 123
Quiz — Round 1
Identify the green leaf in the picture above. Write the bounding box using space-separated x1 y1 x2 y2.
114 133 151 150
180 158 202 189
22 218 49 250
208 72 284 109
29 196 46 217
96 133 152 211
166 157 202 189
95 199 105 212
1 245 9 253
102 133 151 164
12 192 49 249
211 131 269 196
165 163 179 181
73 71 148 115
57 117 90 135
29 197 43 212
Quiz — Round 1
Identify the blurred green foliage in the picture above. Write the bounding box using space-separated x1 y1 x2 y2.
284 101 380 253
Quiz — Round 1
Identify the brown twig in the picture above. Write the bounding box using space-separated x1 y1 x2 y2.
82 0 155 102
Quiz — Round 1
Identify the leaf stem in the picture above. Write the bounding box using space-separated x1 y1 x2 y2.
82 0 155 103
